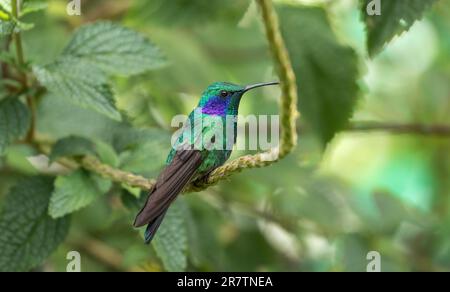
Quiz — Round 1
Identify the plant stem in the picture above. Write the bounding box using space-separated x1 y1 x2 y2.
25 96 36 142
0 35 13 80
257 0 298 158
12 0 36 141
11 0 25 69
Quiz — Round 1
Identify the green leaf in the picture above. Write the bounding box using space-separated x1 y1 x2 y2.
20 1 47 17
15 19 34 31
94 139 119 167
0 8 10 20
361 0 438 56
33 58 122 120
0 98 31 155
49 170 111 218
278 5 359 145
153 199 188 272
62 21 166 76
0 0 47 15
49 135 96 162
0 0 36 33
0 19 13 35
36 92 125 142
0 176 70 272
0 0 11 13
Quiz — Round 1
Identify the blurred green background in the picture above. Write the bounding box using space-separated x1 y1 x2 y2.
1 0 449 272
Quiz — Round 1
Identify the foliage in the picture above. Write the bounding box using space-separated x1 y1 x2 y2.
361 0 439 56
0 177 70 272
0 98 30 154
152 199 188 272
49 136 96 162
48 170 111 218
279 5 359 145
0 0 448 272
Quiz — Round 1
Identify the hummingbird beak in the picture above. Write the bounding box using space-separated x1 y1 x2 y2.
242 81 280 93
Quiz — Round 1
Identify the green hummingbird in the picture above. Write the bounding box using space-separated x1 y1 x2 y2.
134 81 279 243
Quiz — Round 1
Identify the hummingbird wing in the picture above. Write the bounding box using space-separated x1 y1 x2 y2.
133 149 203 228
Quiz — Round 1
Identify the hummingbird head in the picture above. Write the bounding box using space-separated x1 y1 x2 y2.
199 81 279 116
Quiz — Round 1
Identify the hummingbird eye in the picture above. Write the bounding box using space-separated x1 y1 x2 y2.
219 90 229 98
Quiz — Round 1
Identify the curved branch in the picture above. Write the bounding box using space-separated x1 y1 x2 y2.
186 0 299 192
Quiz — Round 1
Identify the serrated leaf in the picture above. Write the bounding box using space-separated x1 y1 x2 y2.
49 135 96 162
0 98 31 155
62 21 166 76
36 92 128 144
152 199 188 272
278 6 359 145
0 176 70 272
33 58 121 120
361 0 438 56
49 170 111 218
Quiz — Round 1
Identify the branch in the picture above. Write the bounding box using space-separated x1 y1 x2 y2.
348 121 450 136
25 96 36 142
82 156 155 190
0 35 12 80
35 141 154 190
186 0 299 192
12 0 36 143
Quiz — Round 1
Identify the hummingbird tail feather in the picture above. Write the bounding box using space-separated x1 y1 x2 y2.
134 150 203 243
144 210 167 244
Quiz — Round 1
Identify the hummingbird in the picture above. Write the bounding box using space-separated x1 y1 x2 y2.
134 81 279 243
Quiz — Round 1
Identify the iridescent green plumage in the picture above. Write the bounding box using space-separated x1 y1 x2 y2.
134 81 279 243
